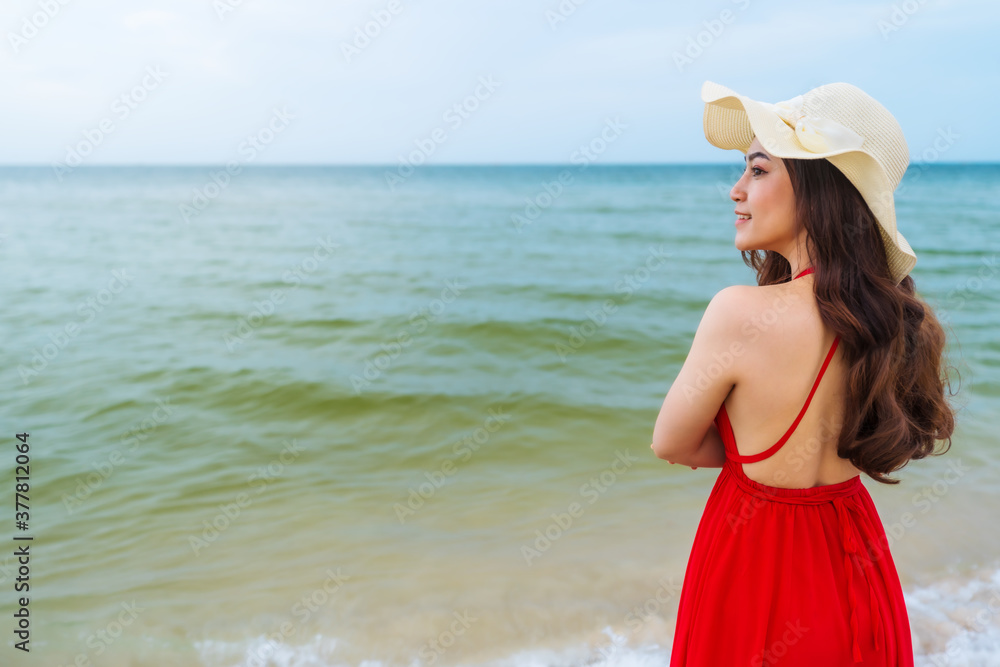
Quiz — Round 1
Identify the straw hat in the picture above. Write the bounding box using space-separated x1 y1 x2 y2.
701 80 917 285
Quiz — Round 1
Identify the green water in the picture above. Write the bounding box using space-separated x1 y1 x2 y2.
0 165 997 665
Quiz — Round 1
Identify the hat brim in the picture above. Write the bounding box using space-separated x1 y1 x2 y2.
701 81 917 284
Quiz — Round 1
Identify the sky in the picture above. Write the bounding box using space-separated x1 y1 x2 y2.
1 0 997 165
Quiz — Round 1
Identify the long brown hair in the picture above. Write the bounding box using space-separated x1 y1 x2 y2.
740 156 959 484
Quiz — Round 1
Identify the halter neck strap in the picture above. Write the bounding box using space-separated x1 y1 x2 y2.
794 267 815 280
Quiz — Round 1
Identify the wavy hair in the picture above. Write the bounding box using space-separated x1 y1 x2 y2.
740 156 959 484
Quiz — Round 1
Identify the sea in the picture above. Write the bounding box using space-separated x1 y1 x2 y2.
0 163 997 666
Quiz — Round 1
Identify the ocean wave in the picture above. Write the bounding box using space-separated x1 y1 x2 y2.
189 567 1000 667
909 565 1000 666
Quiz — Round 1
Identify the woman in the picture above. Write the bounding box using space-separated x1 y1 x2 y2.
650 81 958 665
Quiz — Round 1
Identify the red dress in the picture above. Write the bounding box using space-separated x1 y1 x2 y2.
669 267 914 666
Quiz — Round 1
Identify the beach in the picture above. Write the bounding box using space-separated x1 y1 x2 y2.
0 163 997 666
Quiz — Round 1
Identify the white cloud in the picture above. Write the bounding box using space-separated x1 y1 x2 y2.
121 10 177 31
0 0 996 163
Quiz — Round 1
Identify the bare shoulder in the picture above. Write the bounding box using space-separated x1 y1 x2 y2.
703 284 767 331
704 281 817 361
712 283 815 325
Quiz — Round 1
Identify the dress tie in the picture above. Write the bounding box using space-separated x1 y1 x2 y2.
834 496 885 662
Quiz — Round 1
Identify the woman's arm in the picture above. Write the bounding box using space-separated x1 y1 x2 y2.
650 287 745 468
651 419 727 469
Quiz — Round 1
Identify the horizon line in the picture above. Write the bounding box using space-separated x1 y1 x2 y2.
1 161 997 168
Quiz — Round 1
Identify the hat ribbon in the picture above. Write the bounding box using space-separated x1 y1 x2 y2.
763 94 865 154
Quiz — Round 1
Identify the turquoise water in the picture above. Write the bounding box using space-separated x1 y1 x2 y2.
0 164 998 665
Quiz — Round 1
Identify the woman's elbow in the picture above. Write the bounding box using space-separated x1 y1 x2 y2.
650 438 678 461
651 415 685 460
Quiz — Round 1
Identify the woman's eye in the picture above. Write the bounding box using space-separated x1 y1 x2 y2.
751 166 764 176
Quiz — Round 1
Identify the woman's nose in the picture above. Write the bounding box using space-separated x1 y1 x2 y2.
730 176 746 202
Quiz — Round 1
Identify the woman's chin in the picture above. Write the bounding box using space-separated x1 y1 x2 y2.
733 228 764 253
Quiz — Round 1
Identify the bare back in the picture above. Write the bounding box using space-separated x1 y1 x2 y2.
724 276 862 488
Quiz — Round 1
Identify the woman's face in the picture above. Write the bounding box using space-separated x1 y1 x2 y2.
729 138 799 254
